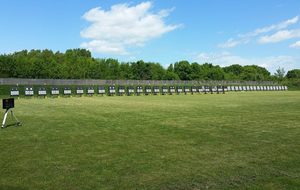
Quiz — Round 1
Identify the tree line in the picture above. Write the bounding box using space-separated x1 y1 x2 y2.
0 49 299 82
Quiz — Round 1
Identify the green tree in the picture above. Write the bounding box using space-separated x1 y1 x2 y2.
190 62 201 79
119 63 132 79
150 63 165 80
286 69 300 79
174 61 192 80
274 67 285 81
164 71 180 80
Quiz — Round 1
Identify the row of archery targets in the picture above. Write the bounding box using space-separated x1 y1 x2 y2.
9 85 288 97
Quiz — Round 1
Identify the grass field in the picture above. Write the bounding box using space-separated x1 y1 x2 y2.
0 92 300 190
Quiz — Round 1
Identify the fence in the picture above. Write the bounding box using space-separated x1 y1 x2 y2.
0 78 277 86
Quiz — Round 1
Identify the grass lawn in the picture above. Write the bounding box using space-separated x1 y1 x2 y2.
0 92 300 190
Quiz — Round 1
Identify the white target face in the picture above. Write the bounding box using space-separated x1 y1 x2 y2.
38 90 47 95
10 91 19 96
52 90 59 95
64 90 71 95
25 90 34 95
77 90 84 94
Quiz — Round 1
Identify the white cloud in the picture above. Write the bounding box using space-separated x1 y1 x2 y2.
218 38 249 48
219 16 299 48
290 41 300 48
80 2 180 55
194 52 298 73
245 15 299 37
259 29 300 43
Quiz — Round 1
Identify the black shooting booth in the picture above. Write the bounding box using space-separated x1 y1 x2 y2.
191 86 197 94
51 87 60 96
153 86 160 95
211 86 217 94
198 86 204 93
162 86 168 95
176 86 183 94
216 86 223 94
63 87 72 96
38 87 47 97
263 86 267 91
204 86 210 94
184 86 190 94
118 86 125 96
25 86 34 97
145 86 152 95
2 98 21 128
10 87 19 97
108 86 116 96
224 86 228 92
98 86 106 95
169 86 175 95
272 86 276 91
87 86 95 96
76 86 84 96
260 86 264 91
127 86 135 96
136 86 143 96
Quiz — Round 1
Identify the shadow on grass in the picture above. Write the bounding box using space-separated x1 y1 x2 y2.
2 122 22 129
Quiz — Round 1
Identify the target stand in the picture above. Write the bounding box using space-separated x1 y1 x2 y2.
2 98 21 129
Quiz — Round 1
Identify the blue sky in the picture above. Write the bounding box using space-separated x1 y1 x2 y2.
1 0 300 73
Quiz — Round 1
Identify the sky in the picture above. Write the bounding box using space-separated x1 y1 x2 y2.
1 0 300 73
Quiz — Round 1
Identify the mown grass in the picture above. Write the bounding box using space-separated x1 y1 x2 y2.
0 92 299 190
